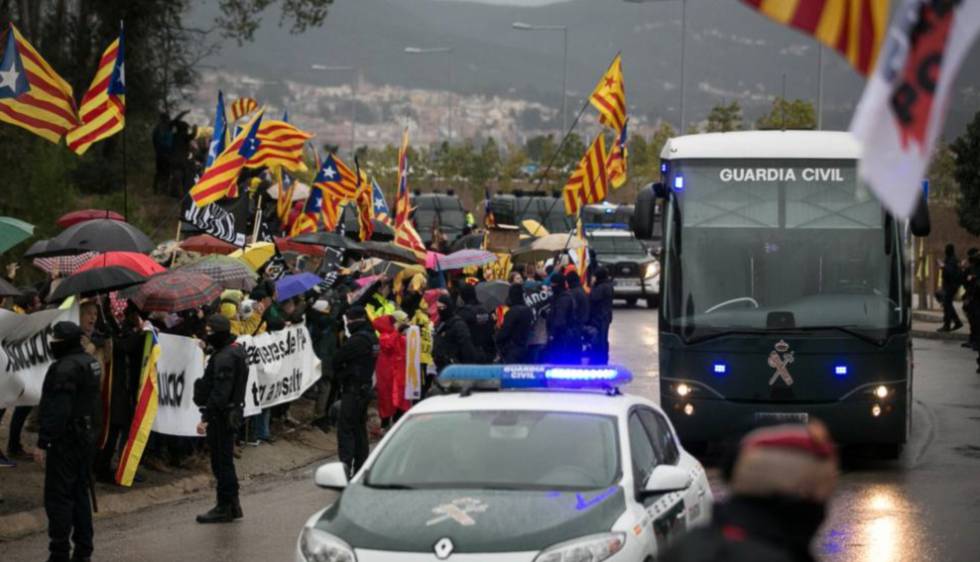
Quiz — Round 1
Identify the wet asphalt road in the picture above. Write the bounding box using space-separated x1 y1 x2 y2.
4 307 980 561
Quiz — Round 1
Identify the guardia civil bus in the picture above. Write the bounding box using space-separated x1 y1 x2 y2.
633 131 930 457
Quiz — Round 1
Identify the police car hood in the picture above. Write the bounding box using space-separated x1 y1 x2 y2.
315 483 626 553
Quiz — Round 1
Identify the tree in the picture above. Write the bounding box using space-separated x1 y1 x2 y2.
705 101 743 132
215 0 335 44
525 134 557 164
927 143 958 204
499 143 528 190
629 134 650 169
556 132 586 172
953 111 980 235
756 97 816 130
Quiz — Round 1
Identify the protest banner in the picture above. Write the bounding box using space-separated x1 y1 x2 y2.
405 325 421 401
151 333 206 437
0 306 79 409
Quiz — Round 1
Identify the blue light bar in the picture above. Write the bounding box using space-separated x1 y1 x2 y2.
660 162 668 174
439 364 633 390
713 363 727 375
673 175 685 190
834 365 848 376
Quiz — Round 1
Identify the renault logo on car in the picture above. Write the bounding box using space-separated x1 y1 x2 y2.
434 537 454 559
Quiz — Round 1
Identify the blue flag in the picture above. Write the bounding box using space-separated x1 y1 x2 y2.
206 91 227 167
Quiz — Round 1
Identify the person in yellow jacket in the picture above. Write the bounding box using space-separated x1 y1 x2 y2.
401 291 434 396
365 281 396 321
218 290 264 336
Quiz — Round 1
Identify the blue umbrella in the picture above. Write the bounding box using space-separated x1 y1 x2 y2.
275 272 322 302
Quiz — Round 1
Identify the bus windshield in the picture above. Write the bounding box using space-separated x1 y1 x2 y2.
663 158 904 341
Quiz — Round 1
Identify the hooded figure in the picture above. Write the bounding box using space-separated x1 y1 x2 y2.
545 273 577 364
495 284 534 363
661 422 838 562
588 268 614 365
433 294 480 371
457 283 495 361
372 314 411 425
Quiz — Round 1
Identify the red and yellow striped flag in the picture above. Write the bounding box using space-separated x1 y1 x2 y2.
606 121 628 189
589 54 626 133
740 0 889 76
115 330 161 487
190 109 264 207
245 119 312 172
563 134 609 216
0 25 79 143
313 153 359 200
229 96 258 121
355 169 374 241
66 29 125 155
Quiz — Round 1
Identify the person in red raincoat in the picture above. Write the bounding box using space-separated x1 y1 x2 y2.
372 313 411 430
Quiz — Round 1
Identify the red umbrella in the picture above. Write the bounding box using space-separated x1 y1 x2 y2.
131 271 222 313
275 236 325 257
179 234 239 255
76 252 166 277
56 209 125 229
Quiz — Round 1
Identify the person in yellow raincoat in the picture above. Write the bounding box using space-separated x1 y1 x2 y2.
401 277 434 397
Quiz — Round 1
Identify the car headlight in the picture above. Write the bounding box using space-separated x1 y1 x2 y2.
533 532 626 562
299 527 357 562
644 262 660 279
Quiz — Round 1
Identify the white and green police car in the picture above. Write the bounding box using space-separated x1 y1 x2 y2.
295 365 713 562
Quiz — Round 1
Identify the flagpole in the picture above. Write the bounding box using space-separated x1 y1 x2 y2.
251 193 264 242
526 51 622 240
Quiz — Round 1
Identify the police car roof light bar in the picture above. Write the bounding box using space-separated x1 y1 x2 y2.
439 364 633 392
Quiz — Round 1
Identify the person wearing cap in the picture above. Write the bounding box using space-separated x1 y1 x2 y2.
333 305 380 477
661 422 839 562
545 272 577 364
192 314 249 524
34 321 102 562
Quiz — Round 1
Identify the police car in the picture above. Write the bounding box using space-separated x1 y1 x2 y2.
296 365 712 562
586 226 660 309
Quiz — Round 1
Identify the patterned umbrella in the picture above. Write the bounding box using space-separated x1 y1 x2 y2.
76 252 166 277
0 217 34 254
179 255 257 291
436 249 497 271
32 252 99 275
48 266 147 302
179 234 239 255
131 271 222 313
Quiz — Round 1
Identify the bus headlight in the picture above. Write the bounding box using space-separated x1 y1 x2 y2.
874 385 888 399
676 383 692 397
871 404 882 417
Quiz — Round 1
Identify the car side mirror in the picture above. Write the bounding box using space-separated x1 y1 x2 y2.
909 196 930 237
314 462 349 491
641 465 692 497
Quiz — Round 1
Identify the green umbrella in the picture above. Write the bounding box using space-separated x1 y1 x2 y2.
0 217 35 254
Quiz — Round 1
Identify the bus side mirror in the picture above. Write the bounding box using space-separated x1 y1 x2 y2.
633 184 660 240
652 182 669 199
910 197 930 237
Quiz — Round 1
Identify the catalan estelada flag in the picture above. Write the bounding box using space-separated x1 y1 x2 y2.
229 96 258 121
606 120 628 189
190 109 264 207
395 128 411 226
313 153 359 200
0 25 78 143
589 53 626 133
354 166 374 241
563 134 609 215
66 27 125 155
246 119 312 172
291 184 327 236
372 178 392 225
206 91 229 167
115 329 161 487
740 0 889 76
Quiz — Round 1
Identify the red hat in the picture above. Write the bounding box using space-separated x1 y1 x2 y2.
730 421 838 502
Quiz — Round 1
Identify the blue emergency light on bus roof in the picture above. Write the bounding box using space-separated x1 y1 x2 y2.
673 175 685 190
661 162 669 174
834 365 848 376
712 363 728 375
439 364 633 390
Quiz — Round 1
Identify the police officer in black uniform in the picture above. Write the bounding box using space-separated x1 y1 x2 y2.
193 314 248 524
34 321 101 562
332 305 379 478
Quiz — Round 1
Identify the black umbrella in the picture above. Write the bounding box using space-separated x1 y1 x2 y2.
0 277 21 297
23 238 51 258
43 219 154 256
292 231 364 251
353 241 421 264
48 266 146 302
449 232 484 252
370 220 395 242
475 280 510 309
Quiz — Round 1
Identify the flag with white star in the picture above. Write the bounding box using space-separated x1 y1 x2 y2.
66 24 126 155
313 153 358 200
372 179 392 225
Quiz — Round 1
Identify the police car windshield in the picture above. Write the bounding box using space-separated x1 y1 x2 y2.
589 235 646 255
366 411 620 491
663 158 904 336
